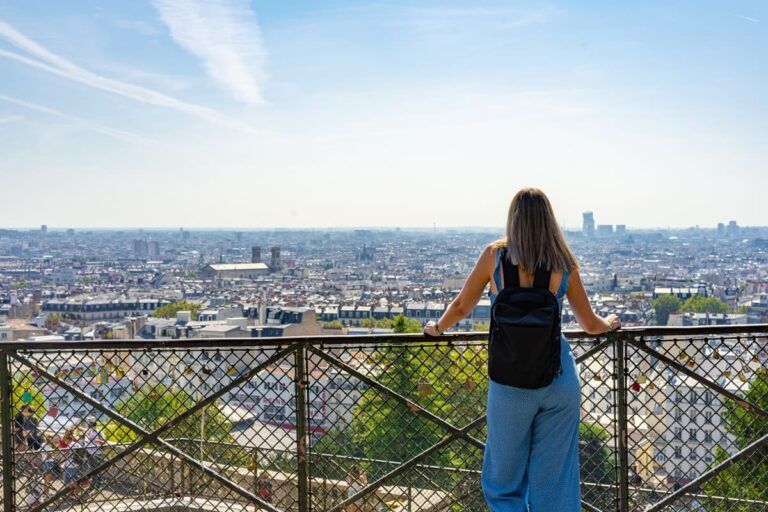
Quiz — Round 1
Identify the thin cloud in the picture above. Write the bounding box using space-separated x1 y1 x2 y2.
152 0 267 104
0 114 23 124
731 14 759 23
347 4 560 32
115 19 162 36
0 19 259 134
0 93 151 142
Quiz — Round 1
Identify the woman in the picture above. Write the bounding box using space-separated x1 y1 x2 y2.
424 188 620 511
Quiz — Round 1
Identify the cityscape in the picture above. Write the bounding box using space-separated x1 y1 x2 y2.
3 215 767 342
1 215 767 509
1 0 766 510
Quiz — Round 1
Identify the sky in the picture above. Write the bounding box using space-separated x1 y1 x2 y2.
0 1 766 230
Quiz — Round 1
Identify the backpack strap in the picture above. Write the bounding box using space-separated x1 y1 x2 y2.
533 266 551 290
500 246 551 290
499 246 520 288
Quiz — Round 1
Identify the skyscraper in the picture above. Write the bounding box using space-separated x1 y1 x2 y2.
133 239 148 259
148 240 160 259
582 212 595 238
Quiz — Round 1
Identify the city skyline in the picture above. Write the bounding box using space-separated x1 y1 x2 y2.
1 1 766 228
2 219 764 232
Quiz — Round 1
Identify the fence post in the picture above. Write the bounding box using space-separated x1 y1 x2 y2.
170 453 176 497
295 344 310 512
615 333 630 512
1 349 14 512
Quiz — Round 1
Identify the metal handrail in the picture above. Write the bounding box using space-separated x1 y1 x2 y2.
1 323 766 351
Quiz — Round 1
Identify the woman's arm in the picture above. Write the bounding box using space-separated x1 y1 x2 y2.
424 244 493 335
565 269 621 335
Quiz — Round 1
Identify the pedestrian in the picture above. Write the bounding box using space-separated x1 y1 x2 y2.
424 188 621 511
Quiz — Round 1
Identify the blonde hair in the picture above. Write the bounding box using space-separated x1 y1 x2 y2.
491 188 579 273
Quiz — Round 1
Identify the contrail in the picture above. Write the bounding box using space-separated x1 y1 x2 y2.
0 19 260 134
0 93 153 143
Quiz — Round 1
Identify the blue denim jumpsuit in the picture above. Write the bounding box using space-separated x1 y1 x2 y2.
482 249 582 511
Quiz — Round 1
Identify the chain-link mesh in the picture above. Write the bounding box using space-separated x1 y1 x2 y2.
0 329 765 512
624 333 768 512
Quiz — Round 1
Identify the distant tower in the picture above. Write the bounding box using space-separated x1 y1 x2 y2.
582 212 595 238
270 246 281 270
40 225 48 234
147 240 160 259
133 239 149 259
251 246 262 263
717 223 725 236
726 220 739 237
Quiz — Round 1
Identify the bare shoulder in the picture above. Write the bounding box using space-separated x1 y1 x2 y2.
485 241 505 266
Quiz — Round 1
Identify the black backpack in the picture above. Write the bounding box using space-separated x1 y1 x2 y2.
488 246 563 388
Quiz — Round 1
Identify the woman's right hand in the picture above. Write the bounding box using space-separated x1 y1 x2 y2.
604 314 621 332
423 320 440 337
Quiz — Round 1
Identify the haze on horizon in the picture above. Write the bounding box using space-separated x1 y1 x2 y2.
0 1 766 230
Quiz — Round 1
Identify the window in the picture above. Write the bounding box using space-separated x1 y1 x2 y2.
673 428 683 441
704 410 714 423
673 447 683 460
704 430 713 444
688 428 697 442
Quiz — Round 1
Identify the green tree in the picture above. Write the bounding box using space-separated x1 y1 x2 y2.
702 368 768 510
313 343 487 490
473 322 490 332
680 296 728 315
360 317 397 329
391 314 423 333
153 300 202 320
651 295 682 325
1 374 47 446
13 372 47 412
579 422 615 507
103 383 232 445
45 313 62 332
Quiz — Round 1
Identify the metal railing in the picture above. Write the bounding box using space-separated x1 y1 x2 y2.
0 325 767 511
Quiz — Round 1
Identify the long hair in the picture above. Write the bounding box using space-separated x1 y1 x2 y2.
491 188 579 273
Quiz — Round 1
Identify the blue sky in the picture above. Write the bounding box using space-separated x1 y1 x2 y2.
0 1 766 229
